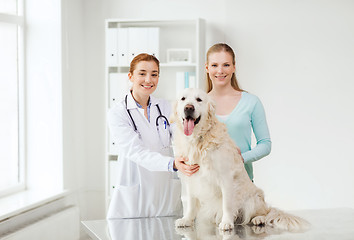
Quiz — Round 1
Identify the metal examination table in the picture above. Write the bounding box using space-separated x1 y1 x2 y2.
82 208 354 240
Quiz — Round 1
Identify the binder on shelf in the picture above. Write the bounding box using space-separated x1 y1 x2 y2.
176 72 185 96
128 28 149 63
109 72 130 108
106 28 118 66
189 73 196 88
147 27 159 59
175 71 196 96
117 28 129 66
184 72 189 88
108 27 160 65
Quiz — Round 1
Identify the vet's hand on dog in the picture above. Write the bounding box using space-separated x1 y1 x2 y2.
174 157 199 176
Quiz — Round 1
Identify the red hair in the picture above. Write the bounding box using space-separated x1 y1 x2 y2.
129 53 160 74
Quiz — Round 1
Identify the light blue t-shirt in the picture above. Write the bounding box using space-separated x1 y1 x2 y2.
216 92 271 180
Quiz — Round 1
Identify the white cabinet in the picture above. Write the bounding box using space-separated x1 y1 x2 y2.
104 18 205 209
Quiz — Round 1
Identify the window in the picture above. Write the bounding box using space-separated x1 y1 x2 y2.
0 0 24 197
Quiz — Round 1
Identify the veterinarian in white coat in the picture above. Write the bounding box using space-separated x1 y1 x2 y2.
107 53 199 219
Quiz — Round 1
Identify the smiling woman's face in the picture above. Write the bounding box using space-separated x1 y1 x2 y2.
206 51 236 89
129 60 159 99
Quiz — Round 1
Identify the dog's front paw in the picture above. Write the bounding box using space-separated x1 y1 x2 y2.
251 216 266 226
218 221 234 231
175 217 194 228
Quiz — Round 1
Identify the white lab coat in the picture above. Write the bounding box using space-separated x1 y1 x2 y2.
107 92 181 219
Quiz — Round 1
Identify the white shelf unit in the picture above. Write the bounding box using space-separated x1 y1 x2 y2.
104 18 205 210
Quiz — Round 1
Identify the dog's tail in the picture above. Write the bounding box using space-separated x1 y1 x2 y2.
264 207 310 232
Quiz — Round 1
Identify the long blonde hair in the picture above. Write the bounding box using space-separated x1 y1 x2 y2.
206 43 243 93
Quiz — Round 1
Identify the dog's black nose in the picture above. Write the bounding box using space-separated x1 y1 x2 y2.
184 104 195 117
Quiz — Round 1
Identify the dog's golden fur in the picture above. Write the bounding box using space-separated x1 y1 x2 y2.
171 88 309 232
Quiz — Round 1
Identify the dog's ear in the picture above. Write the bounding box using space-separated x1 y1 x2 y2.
169 100 178 124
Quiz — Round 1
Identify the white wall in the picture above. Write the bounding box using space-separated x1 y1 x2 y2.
224 0 354 210
61 0 106 222
70 0 354 220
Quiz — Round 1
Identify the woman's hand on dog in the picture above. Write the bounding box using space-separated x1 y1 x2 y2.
174 157 199 176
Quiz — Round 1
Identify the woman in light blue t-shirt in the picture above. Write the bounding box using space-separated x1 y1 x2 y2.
205 43 271 181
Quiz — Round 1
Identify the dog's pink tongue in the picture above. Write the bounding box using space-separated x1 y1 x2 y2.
183 119 195 136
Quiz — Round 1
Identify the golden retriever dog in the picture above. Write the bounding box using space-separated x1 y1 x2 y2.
171 88 309 232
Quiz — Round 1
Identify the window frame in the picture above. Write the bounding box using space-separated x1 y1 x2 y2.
0 0 26 198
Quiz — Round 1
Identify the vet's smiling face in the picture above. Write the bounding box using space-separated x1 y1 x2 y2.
176 88 209 136
128 61 159 98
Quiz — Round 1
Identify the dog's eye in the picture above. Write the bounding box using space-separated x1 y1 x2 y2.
181 97 185 101
196 97 202 102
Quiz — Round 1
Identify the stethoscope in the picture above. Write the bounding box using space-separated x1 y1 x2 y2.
125 94 172 148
